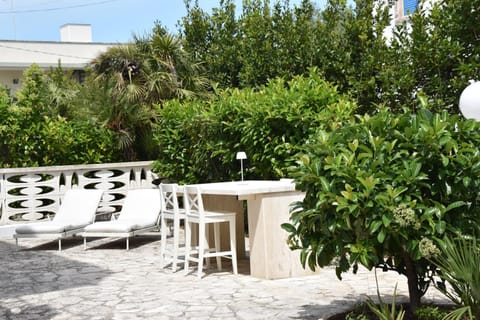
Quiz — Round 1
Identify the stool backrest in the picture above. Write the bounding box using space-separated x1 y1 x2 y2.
159 183 180 214
183 185 204 217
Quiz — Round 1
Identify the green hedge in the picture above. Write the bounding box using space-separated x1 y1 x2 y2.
152 69 356 183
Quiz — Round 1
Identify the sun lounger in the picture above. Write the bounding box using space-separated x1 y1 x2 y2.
14 189 104 251
82 188 161 250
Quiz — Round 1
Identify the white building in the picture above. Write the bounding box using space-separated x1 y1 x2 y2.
393 0 420 22
0 24 116 93
384 0 438 39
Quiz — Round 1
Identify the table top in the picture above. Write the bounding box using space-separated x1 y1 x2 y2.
189 180 296 196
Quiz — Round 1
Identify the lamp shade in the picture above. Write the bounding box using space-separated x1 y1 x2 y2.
236 151 247 160
459 82 480 121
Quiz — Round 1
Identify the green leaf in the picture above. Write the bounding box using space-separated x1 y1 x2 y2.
435 221 447 234
319 176 331 192
348 139 359 152
382 215 392 227
441 154 449 167
377 227 387 243
463 176 472 187
360 254 370 268
445 201 466 213
300 249 307 268
340 190 354 201
370 220 382 234
357 175 379 193
281 223 296 233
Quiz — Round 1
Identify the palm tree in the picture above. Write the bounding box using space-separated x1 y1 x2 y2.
132 24 210 103
90 44 149 160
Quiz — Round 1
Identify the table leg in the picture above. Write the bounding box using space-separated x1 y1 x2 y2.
242 191 314 279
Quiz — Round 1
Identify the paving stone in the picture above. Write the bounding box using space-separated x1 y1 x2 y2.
0 236 450 320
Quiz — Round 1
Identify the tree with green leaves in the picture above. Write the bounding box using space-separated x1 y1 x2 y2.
181 0 241 87
180 0 480 115
45 63 81 119
340 0 391 111
0 64 117 167
181 0 325 88
380 0 480 114
283 108 480 311
0 85 12 164
14 63 50 113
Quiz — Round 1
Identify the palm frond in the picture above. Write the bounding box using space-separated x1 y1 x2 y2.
434 236 480 318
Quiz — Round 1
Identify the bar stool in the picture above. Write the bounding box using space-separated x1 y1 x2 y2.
183 185 238 278
159 183 186 271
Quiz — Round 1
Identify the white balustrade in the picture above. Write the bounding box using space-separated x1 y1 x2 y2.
0 161 157 225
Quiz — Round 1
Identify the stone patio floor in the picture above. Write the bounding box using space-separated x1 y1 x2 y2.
0 234 449 320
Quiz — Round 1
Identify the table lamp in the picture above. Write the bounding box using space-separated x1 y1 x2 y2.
236 151 247 181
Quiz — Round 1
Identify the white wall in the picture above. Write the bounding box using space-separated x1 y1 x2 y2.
0 40 115 92
0 40 114 68
0 69 23 93
60 24 93 43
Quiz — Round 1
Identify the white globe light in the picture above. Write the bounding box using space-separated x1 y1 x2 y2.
459 81 480 120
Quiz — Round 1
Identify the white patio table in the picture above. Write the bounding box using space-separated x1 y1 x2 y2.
186 180 315 279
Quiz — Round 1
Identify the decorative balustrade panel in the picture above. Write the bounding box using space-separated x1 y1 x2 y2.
0 161 156 225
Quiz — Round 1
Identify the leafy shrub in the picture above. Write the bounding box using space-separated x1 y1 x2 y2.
414 305 447 320
283 108 480 310
0 65 118 167
0 113 117 167
366 285 405 320
152 69 356 183
345 308 370 320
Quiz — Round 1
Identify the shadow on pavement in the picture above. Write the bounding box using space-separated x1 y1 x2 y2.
0 304 58 320
293 300 358 320
294 294 411 320
83 234 162 250
21 237 85 251
0 240 113 301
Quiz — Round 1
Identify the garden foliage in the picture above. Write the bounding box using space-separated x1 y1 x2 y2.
0 65 117 167
433 237 480 320
88 24 209 161
181 0 480 115
152 70 355 183
0 1 479 314
283 108 480 309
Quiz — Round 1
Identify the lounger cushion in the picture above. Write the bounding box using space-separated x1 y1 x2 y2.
83 220 155 233
15 221 87 234
53 189 104 225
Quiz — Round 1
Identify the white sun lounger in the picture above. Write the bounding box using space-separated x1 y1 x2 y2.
82 188 161 250
14 189 104 251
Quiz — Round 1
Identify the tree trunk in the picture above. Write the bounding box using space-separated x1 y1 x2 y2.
402 248 422 312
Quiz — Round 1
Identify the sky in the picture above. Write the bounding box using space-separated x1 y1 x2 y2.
0 0 328 43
